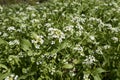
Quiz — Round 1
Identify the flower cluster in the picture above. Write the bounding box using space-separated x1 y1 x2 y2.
48 28 65 43
5 74 18 80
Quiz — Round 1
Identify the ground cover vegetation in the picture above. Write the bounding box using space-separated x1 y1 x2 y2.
0 0 120 80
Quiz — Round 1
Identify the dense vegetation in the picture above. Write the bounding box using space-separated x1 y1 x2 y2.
0 0 47 5
0 0 120 80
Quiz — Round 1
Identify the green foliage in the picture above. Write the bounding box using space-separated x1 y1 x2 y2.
0 0 48 5
0 0 120 80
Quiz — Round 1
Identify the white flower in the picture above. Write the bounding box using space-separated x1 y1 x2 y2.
64 25 74 32
14 40 20 45
8 40 20 45
9 41 15 45
7 27 16 31
108 27 120 33
14 75 18 80
83 55 96 65
76 31 82 36
103 45 111 49
31 19 39 23
31 40 37 44
45 23 52 27
74 44 83 51
83 73 90 80
89 35 95 40
96 47 103 54
31 13 36 17
17 29 22 32
76 23 84 30
111 37 118 42
32 35 44 45
51 41 55 45
5 74 18 80
35 44 40 49
36 35 44 44
26 6 36 11
48 28 65 43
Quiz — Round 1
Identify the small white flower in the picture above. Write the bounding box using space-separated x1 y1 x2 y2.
83 55 96 65
26 6 36 10
36 35 44 44
51 41 55 45
83 73 90 80
9 41 15 45
14 75 18 80
31 40 37 44
96 47 103 54
35 44 40 49
111 37 118 42
45 23 52 27
103 45 111 49
76 31 82 36
89 35 95 40
31 13 36 17
2 33 8 37
76 23 84 30
10 74 15 77
7 27 16 31
108 27 120 33
64 25 74 32
14 40 20 45
5 74 18 80
74 44 83 51
8 40 19 45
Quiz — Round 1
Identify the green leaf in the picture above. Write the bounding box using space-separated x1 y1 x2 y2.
94 68 106 74
31 32 38 39
57 40 71 51
28 50 33 56
38 77 42 80
73 59 79 64
91 68 105 80
63 64 73 69
8 55 20 66
18 71 36 80
21 39 32 51
0 64 8 70
0 38 5 44
0 69 10 80
92 74 101 80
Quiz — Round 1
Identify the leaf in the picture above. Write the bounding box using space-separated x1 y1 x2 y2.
21 39 32 51
94 68 106 74
91 68 105 80
0 69 10 80
63 64 73 69
73 59 79 64
0 38 5 44
92 74 101 80
28 50 33 56
38 77 42 80
9 55 20 66
0 64 8 70
18 71 36 80
31 32 38 39
57 40 71 51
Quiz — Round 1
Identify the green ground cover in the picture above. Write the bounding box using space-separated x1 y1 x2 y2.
0 0 120 80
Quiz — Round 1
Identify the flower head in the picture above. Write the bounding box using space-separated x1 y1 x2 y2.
48 28 65 43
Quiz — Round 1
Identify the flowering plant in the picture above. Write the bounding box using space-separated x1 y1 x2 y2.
0 0 120 80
